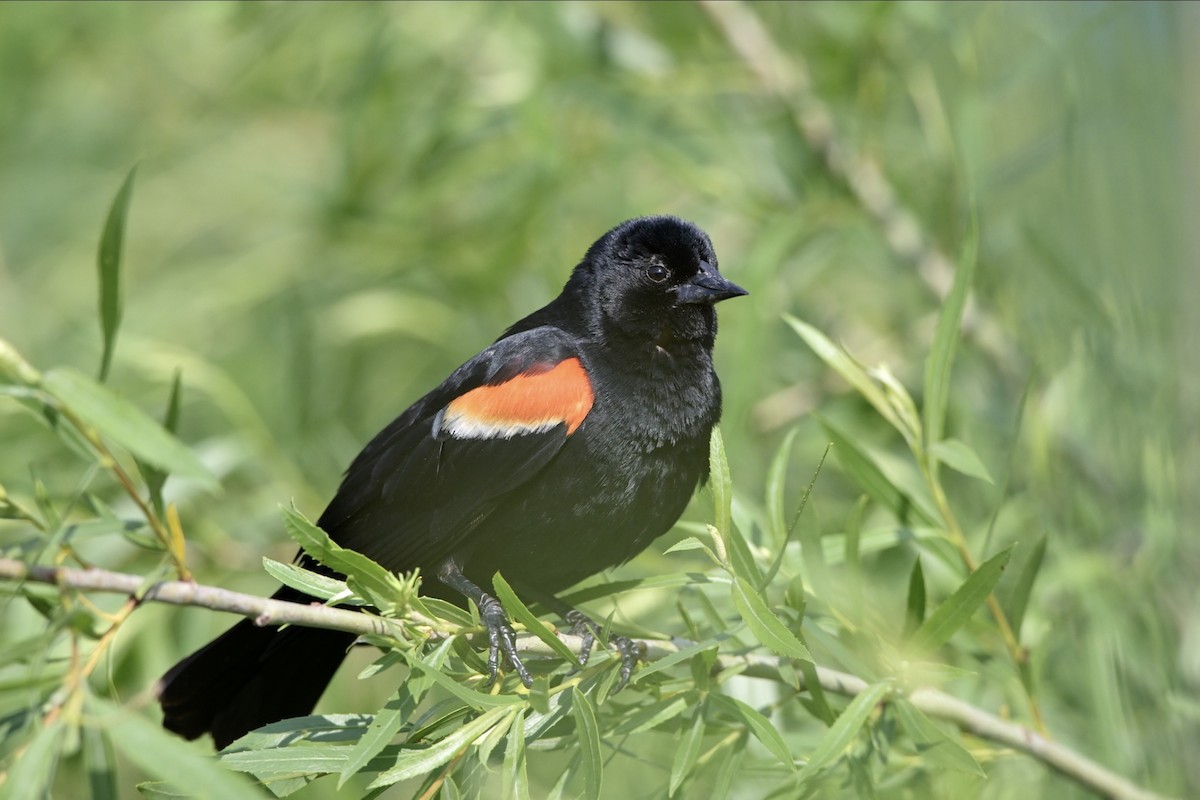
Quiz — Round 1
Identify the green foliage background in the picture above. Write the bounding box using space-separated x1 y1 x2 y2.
0 2 1196 798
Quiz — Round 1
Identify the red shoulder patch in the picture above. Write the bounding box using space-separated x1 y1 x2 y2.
441 358 594 439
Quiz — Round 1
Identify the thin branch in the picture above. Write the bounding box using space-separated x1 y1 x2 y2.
0 557 1170 800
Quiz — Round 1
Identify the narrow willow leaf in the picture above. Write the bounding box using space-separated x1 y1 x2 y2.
262 557 362 605
97 164 137 382
634 636 728 683
441 776 462 800
766 426 800 545
911 545 1014 652
571 689 603 800
5 719 62 800
710 694 794 769
923 219 978 458
613 694 691 735
337 690 415 788
817 414 917 523
798 659 836 726
493 572 579 666
43 368 216 487
710 743 744 800
904 556 927 638
796 682 889 785
785 315 904 435
136 782 192 800
141 369 183 514
929 439 994 484
1005 534 1048 639
732 576 812 661
764 444 830 588
727 523 763 587
84 724 119 800
95 698 260 800
709 426 733 544
797 496 830 600
281 506 406 611
502 709 530 800
219 744 356 774
368 705 514 789
893 699 985 776
668 704 706 797
870 364 922 449
403 653 524 710
662 537 713 555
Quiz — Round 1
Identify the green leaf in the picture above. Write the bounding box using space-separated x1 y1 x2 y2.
725 523 763 587
764 444 829 587
42 368 216 487
893 699 985 776
95 697 261 800
493 572 579 666
612 694 691 735
923 218 978 458
262 557 363 605
785 315 905 436
570 689 603 800
337 683 429 788
904 556 927 638
731 576 812 662
929 439 994 484
97 164 137 382
796 682 889 785
911 545 1014 652
502 709 530 800
634 635 728 683
84 725 119 800
280 506 408 612
141 369 184 514
367 705 515 789
403 651 525 710
766 426 800 546
710 694 794 769
817 414 935 525
1004 534 1048 639
710 742 744 800
798 660 836 726
709 426 733 543
668 703 706 797
137 782 193 800
4 719 62 800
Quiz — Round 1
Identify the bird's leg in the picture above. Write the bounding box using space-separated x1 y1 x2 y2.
515 582 644 690
436 559 532 688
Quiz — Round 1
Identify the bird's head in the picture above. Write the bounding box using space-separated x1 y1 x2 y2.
572 216 747 349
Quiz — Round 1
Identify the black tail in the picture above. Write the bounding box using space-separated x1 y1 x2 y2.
156 587 358 750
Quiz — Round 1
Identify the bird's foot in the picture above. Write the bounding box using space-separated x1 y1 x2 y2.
479 594 532 688
564 609 643 689
565 609 598 665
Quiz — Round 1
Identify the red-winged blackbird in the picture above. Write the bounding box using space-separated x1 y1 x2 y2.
156 216 746 748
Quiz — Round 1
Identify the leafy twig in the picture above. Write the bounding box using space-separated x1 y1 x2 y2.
0 557 1170 800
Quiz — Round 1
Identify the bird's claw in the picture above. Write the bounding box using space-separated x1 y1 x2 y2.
565 609 598 666
563 610 643 688
610 634 644 691
479 595 532 688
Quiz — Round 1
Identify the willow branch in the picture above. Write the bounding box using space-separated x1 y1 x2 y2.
0 557 1169 800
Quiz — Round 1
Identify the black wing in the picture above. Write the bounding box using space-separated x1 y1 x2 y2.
315 326 593 575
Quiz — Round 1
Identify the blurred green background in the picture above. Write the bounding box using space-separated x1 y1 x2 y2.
0 1 1195 797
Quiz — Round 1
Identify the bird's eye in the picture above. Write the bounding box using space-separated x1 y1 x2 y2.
646 264 670 284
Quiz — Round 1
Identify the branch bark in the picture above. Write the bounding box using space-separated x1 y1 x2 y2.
0 557 1169 800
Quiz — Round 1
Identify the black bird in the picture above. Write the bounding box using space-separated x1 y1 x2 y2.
156 216 747 749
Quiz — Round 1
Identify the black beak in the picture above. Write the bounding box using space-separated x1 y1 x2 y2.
672 262 749 306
